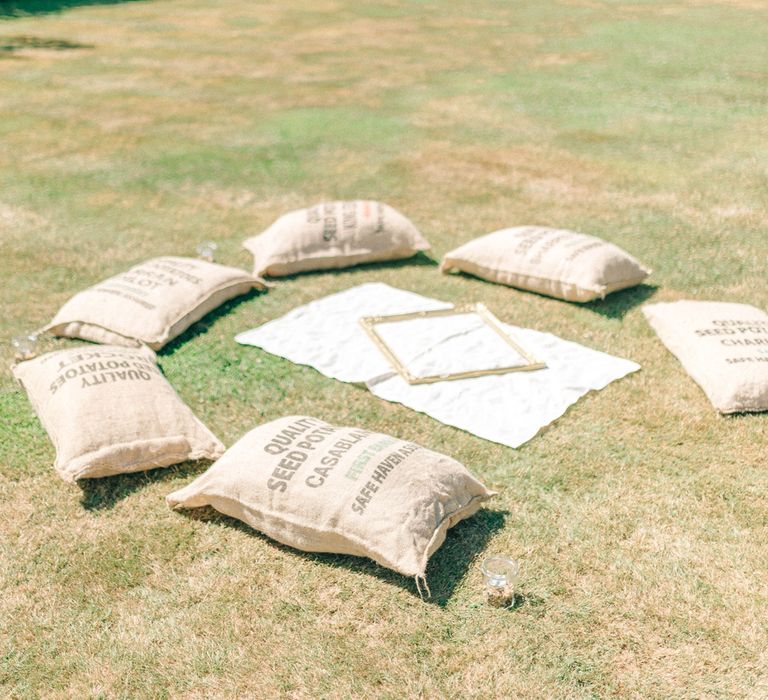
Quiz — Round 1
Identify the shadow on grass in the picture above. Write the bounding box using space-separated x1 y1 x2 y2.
78 459 212 511
582 283 658 319
0 0 142 17
505 590 546 613
266 251 438 283
180 504 507 606
159 287 265 357
0 35 93 50
724 410 768 421
422 507 507 605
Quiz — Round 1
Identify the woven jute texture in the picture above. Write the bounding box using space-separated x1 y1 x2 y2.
13 345 224 482
167 415 495 578
441 226 650 302
243 201 430 276
46 256 264 349
644 300 768 414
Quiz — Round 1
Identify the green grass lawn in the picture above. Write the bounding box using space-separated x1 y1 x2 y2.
2 0 768 697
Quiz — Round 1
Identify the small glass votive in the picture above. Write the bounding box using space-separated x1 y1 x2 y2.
481 556 519 608
12 333 39 361
196 240 218 262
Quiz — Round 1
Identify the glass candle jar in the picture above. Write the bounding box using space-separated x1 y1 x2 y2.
481 556 519 608
11 333 39 361
196 241 218 262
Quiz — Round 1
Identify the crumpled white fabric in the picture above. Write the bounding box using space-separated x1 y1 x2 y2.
235 283 640 448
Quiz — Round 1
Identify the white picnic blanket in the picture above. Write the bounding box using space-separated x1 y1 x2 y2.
235 283 640 448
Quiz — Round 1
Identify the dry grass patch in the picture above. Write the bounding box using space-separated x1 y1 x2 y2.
1 0 768 698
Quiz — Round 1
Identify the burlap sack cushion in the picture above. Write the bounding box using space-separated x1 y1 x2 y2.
643 300 768 414
243 200 430 276
167 416 495 579
46 257 265 350
13 345 225 483
441 226 650 302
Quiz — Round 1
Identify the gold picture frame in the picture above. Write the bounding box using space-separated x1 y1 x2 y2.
359 303 547 385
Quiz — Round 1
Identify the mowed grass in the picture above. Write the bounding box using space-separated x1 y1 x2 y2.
1 0 768 697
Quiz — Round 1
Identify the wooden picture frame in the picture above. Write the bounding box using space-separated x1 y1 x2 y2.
359 303 547 385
